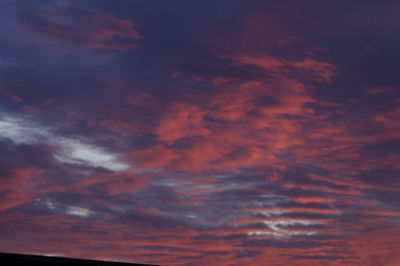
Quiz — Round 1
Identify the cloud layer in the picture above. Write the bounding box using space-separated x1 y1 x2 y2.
0 1 399 265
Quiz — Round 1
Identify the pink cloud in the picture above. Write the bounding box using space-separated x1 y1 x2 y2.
366 86 396 95
0 167 44 212
10 95 23 104
224 54 337 83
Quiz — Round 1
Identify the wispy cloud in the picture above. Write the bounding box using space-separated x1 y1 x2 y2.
0 114 129 172
18 8 141 53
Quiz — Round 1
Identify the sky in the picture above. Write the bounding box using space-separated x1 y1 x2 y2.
0 0 399 265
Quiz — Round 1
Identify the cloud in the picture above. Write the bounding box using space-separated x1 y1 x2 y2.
0 113 129 172
11 95 23 103
155 103 210 144
19 8 141 52
244 219 321 239
54 140 129 172
0 166 44 211
365 86 396 95
224 54 337 82
1 1 400 264
131 74 312 172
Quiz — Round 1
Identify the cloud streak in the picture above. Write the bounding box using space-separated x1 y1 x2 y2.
0 114 129 172
18 7 141 53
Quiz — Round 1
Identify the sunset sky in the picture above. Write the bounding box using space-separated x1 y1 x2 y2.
0 1 400 265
